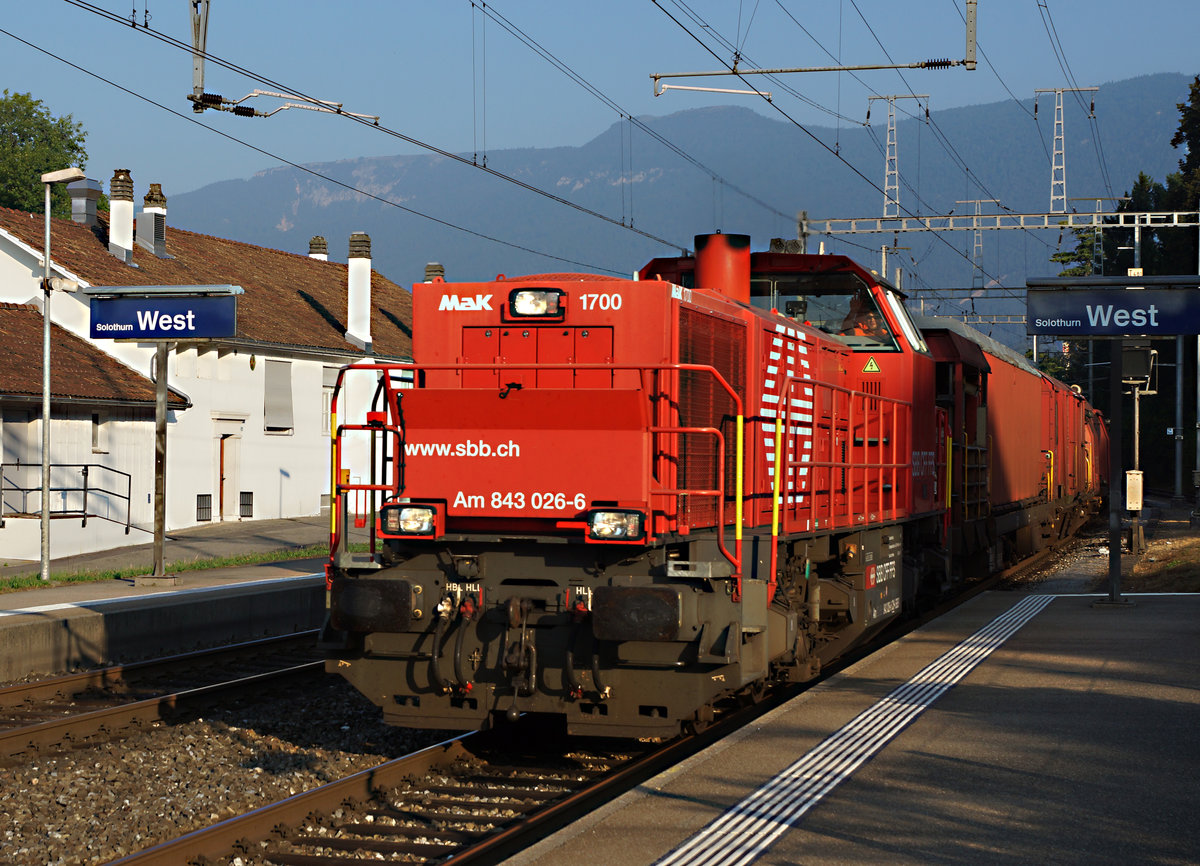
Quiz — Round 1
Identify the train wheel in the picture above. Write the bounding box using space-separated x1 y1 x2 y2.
684 704 716 736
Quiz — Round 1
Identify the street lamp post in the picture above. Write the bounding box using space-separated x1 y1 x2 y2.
40 166 86 581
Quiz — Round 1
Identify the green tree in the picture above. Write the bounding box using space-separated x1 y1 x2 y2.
0 90 89 218
1170 74 1200 207
1050 221 1109 277
1052 76 1200 277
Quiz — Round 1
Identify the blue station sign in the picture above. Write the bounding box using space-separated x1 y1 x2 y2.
90 295 237 339
1026 288 1200 336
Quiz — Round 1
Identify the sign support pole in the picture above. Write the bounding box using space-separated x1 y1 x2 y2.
154 342 169 578
1102 342 1128 606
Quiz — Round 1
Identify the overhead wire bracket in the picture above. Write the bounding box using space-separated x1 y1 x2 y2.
187 1 379 123
651 0 977 96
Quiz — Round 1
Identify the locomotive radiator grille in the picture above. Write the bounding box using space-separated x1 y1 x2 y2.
678 308 745 527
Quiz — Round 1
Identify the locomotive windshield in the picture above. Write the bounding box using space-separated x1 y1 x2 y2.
749 271 899 351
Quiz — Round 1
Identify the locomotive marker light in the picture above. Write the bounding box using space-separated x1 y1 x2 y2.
508 288 565 318
1027 274 1200 606
84 284 242 578
379 503 439 537
585 509 646 541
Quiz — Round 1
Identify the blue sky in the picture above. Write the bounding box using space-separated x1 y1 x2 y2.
3 0 1197 203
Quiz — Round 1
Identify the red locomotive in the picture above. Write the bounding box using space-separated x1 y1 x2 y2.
323 233 1107 738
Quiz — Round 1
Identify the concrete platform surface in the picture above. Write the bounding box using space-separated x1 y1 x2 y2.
508 591 1200 866
0 513 336 581
0 514 344 680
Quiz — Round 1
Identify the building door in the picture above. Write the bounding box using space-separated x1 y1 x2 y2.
212 417 245 522
218 433 241 520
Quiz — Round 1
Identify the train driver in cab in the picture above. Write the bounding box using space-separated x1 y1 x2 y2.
841 290 890 340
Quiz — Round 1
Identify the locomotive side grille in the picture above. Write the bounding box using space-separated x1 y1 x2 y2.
678 307 746 527
862 380 881 411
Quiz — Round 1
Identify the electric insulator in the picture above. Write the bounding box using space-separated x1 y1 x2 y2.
924 58 952 69
232 105 256 117
200 92 224 105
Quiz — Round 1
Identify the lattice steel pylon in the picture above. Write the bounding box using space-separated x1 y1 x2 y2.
1035 87 1097 214
957 199 999 289
868 95 928 218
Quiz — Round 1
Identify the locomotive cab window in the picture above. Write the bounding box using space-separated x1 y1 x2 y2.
750 272 899 352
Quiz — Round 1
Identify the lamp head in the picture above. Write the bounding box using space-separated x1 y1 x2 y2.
41 167 86 184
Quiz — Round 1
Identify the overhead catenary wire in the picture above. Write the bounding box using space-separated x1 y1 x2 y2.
945 0 1052 165
842 0 1055 259
660 0 869 125
654 0 1026 296
1036 1 1117 202
468 1 794 223
0 25 630 276
774 0 1054 262
60 0 691 253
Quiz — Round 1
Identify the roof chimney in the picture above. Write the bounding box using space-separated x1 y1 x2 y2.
67 178 102 228
346 232 372 351
108 169 134 264
136 183 171 258
424 262 445 282
308 236 328 261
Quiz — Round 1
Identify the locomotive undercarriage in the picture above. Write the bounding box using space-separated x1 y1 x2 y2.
323 524 909 738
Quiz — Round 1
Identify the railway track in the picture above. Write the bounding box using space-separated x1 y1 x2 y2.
0 631 322 761
9 537 1097 865
106 702 780 866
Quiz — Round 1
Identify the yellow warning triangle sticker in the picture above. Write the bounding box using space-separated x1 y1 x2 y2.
862 357 881 373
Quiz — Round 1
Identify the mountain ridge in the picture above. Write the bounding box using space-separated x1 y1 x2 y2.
170 73 1192 304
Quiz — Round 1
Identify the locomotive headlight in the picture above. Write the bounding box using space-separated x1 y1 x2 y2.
586 510 646 541
380 504 438 536
509 288 564 317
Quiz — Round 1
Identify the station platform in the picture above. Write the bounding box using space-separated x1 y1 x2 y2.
0 515 342 681
507 591 1200 866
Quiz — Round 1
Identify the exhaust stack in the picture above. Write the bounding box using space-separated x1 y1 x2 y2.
694 233 751 305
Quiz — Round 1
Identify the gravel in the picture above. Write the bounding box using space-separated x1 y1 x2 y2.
0 678 452 865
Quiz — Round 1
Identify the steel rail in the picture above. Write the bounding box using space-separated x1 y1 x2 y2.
1 661 322 759
0 630 318 708
108 735 477 865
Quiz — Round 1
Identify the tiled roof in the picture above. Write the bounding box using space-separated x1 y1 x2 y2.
0 206 412 359
0 303 186 406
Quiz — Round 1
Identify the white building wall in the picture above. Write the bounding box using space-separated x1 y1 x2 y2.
164 347 334 529
0 404 158 558
0 231 384 544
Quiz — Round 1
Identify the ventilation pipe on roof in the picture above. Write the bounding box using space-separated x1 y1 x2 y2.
67 178 102 228
346 232 372 351
136 183 171 258
424 262 445 282
694 233 751 305
308 236 328 261
109 169 134 264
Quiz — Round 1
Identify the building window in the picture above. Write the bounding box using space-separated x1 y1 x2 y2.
264 360 294 434
240 491 254 518
91 411 109 453
196 494 213 522
322 367 339 435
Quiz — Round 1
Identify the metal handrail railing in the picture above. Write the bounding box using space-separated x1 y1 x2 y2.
0 462 133 534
